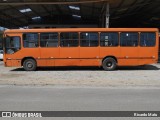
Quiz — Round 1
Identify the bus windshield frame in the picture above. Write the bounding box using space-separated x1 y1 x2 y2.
4 36 21 54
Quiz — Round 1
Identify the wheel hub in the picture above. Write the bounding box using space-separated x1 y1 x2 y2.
27 63 33 68
107 62 112 68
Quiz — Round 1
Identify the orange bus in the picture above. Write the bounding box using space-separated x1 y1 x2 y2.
3 28 159 71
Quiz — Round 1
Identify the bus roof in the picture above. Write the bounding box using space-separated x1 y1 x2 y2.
4 28 159 33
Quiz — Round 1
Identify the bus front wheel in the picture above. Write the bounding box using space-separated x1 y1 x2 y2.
23 59 37 71
102 57 117 71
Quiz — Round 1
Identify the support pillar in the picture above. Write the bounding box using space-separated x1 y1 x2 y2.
105 2 110 28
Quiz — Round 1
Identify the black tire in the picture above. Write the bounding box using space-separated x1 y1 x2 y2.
102 57 117 71
23 59 37 71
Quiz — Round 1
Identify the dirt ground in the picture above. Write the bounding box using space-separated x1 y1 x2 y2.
0 61 160 87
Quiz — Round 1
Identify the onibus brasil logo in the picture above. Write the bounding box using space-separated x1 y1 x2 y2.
2 112 42 118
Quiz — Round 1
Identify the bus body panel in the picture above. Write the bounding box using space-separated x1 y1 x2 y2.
56 47 79 66
3 28 159 68
40 48 59 66
138 47 157 65
79 47 100 66
119 47 139 66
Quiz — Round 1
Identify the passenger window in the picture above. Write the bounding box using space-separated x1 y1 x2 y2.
80 32 98 47
100 32 118 47
120 32 138 47
23 33 39 48
60 32 79 47
40 33 58 47
140 32 156 47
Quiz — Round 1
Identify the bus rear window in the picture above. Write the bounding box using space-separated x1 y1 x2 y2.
140 32 156 47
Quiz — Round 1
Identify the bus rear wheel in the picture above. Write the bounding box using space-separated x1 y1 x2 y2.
102 57 117 71
23 59 37 71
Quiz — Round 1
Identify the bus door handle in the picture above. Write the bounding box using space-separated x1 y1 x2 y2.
50 57 54 59
67 57 71 59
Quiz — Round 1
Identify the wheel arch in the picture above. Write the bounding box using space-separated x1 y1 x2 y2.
21 57 37 66
102 56 118 64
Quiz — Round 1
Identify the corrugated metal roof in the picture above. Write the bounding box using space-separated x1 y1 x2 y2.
0 0 160 28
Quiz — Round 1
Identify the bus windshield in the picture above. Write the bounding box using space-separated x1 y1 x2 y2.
5 36 21 54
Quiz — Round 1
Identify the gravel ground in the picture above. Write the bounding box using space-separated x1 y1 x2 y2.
0 61 160 87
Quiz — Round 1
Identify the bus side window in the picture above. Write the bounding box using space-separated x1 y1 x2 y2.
23 33 39 48
80 32 98 47
120 32 138 47
100 32 118 47
60 32 78 47
40 33 58 47
140 32 156 47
